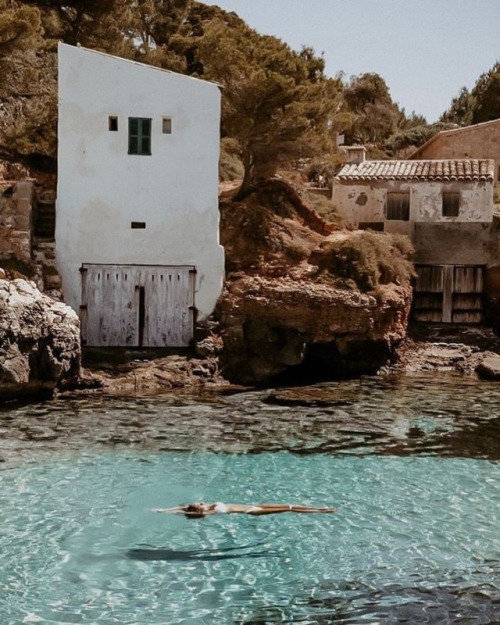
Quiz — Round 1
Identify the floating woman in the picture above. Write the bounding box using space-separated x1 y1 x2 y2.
152 502 337 518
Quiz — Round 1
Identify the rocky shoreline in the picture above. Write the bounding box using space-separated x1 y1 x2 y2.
0 278 80 400
64 328 500 399
0 273 499 402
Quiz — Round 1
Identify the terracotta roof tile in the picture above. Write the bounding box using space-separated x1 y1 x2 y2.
336 159 495 182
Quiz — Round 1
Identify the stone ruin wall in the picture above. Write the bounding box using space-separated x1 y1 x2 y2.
0 179 62 297
0 181 33 267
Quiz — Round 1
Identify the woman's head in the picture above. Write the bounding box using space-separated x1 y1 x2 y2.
183 502 215 517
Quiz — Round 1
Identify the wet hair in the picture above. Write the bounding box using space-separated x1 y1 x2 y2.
185 503 205 513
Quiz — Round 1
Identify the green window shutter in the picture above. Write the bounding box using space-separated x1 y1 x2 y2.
128 117 151 155
141 118 151 155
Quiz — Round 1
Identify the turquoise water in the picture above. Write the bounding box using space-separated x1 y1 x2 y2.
1 451 499 624
1 374 500 623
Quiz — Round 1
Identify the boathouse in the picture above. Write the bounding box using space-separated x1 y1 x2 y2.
56 43 224 347
332 148 495 323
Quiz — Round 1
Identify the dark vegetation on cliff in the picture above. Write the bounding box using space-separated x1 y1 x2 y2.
219 178 414 292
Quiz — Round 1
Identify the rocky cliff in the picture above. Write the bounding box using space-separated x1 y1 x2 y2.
214 180 414 384
0 278 81 399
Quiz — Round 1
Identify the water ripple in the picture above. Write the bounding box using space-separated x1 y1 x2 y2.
0 452 499 623
1 373 500 469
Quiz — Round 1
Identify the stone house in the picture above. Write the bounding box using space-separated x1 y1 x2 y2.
56 43 224 347
332 147 495 323
410 118 500 181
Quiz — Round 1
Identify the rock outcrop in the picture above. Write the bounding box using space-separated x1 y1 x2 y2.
0 278 81 398
217 275 411 384
215 180 414 385
476 354 500 380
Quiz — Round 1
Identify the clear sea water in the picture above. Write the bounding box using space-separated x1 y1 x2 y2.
1 374 499 624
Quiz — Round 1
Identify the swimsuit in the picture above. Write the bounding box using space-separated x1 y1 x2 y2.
214 502 229 514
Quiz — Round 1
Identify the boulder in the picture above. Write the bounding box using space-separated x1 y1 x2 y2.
0 278 81 398
476 354 500 380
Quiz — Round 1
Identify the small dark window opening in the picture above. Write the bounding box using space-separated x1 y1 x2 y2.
442 192 460 217
129 117 152 155
109 116 118 131
131 221 146 229
386 192 410 221
359 222 384 232
162 117 172 134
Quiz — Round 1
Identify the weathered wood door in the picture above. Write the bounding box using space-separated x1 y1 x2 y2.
413 265 483 323
80 264 195 347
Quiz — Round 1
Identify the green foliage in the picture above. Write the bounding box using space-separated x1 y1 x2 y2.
385 121 457 153
7 0 484 181
22 0 125 49
0 0 343 180
305 155 343 185
440 86 474 125
196 16 341 197
0 1 42 62
338 72 401 144
441 63 500 126
470 62 500 124
219 137 244 181
0 47 58 170
0 1 58 170
316 231 415 292
306 192 343 227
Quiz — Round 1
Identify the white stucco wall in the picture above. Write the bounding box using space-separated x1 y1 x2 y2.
56 43 224 320
332 179 493 229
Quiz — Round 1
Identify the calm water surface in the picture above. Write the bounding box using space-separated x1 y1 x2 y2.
0 374 499 624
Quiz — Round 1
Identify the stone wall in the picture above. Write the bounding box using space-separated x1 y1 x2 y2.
0 180 62 295
0 181 33 266
411 121 500 180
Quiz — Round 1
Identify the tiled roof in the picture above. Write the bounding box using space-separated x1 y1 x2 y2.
336 159 495 182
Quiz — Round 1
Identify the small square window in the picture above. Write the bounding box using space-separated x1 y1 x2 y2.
128 117 152 155
162 117 172 134
386 192 410 221
442 192 460 217
109 116 118 131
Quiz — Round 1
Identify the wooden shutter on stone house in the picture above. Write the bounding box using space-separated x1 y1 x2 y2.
413 265 483 323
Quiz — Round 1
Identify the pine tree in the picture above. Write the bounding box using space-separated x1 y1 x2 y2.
340 72 400 144
440 87 474 125
0 1 56 170
197 17 340 198
471 63 500 124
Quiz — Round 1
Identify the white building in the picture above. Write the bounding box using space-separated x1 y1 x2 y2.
56 43 224 347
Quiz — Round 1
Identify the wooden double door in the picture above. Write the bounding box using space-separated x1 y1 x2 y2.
413 265 483 323
80 264 195 347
